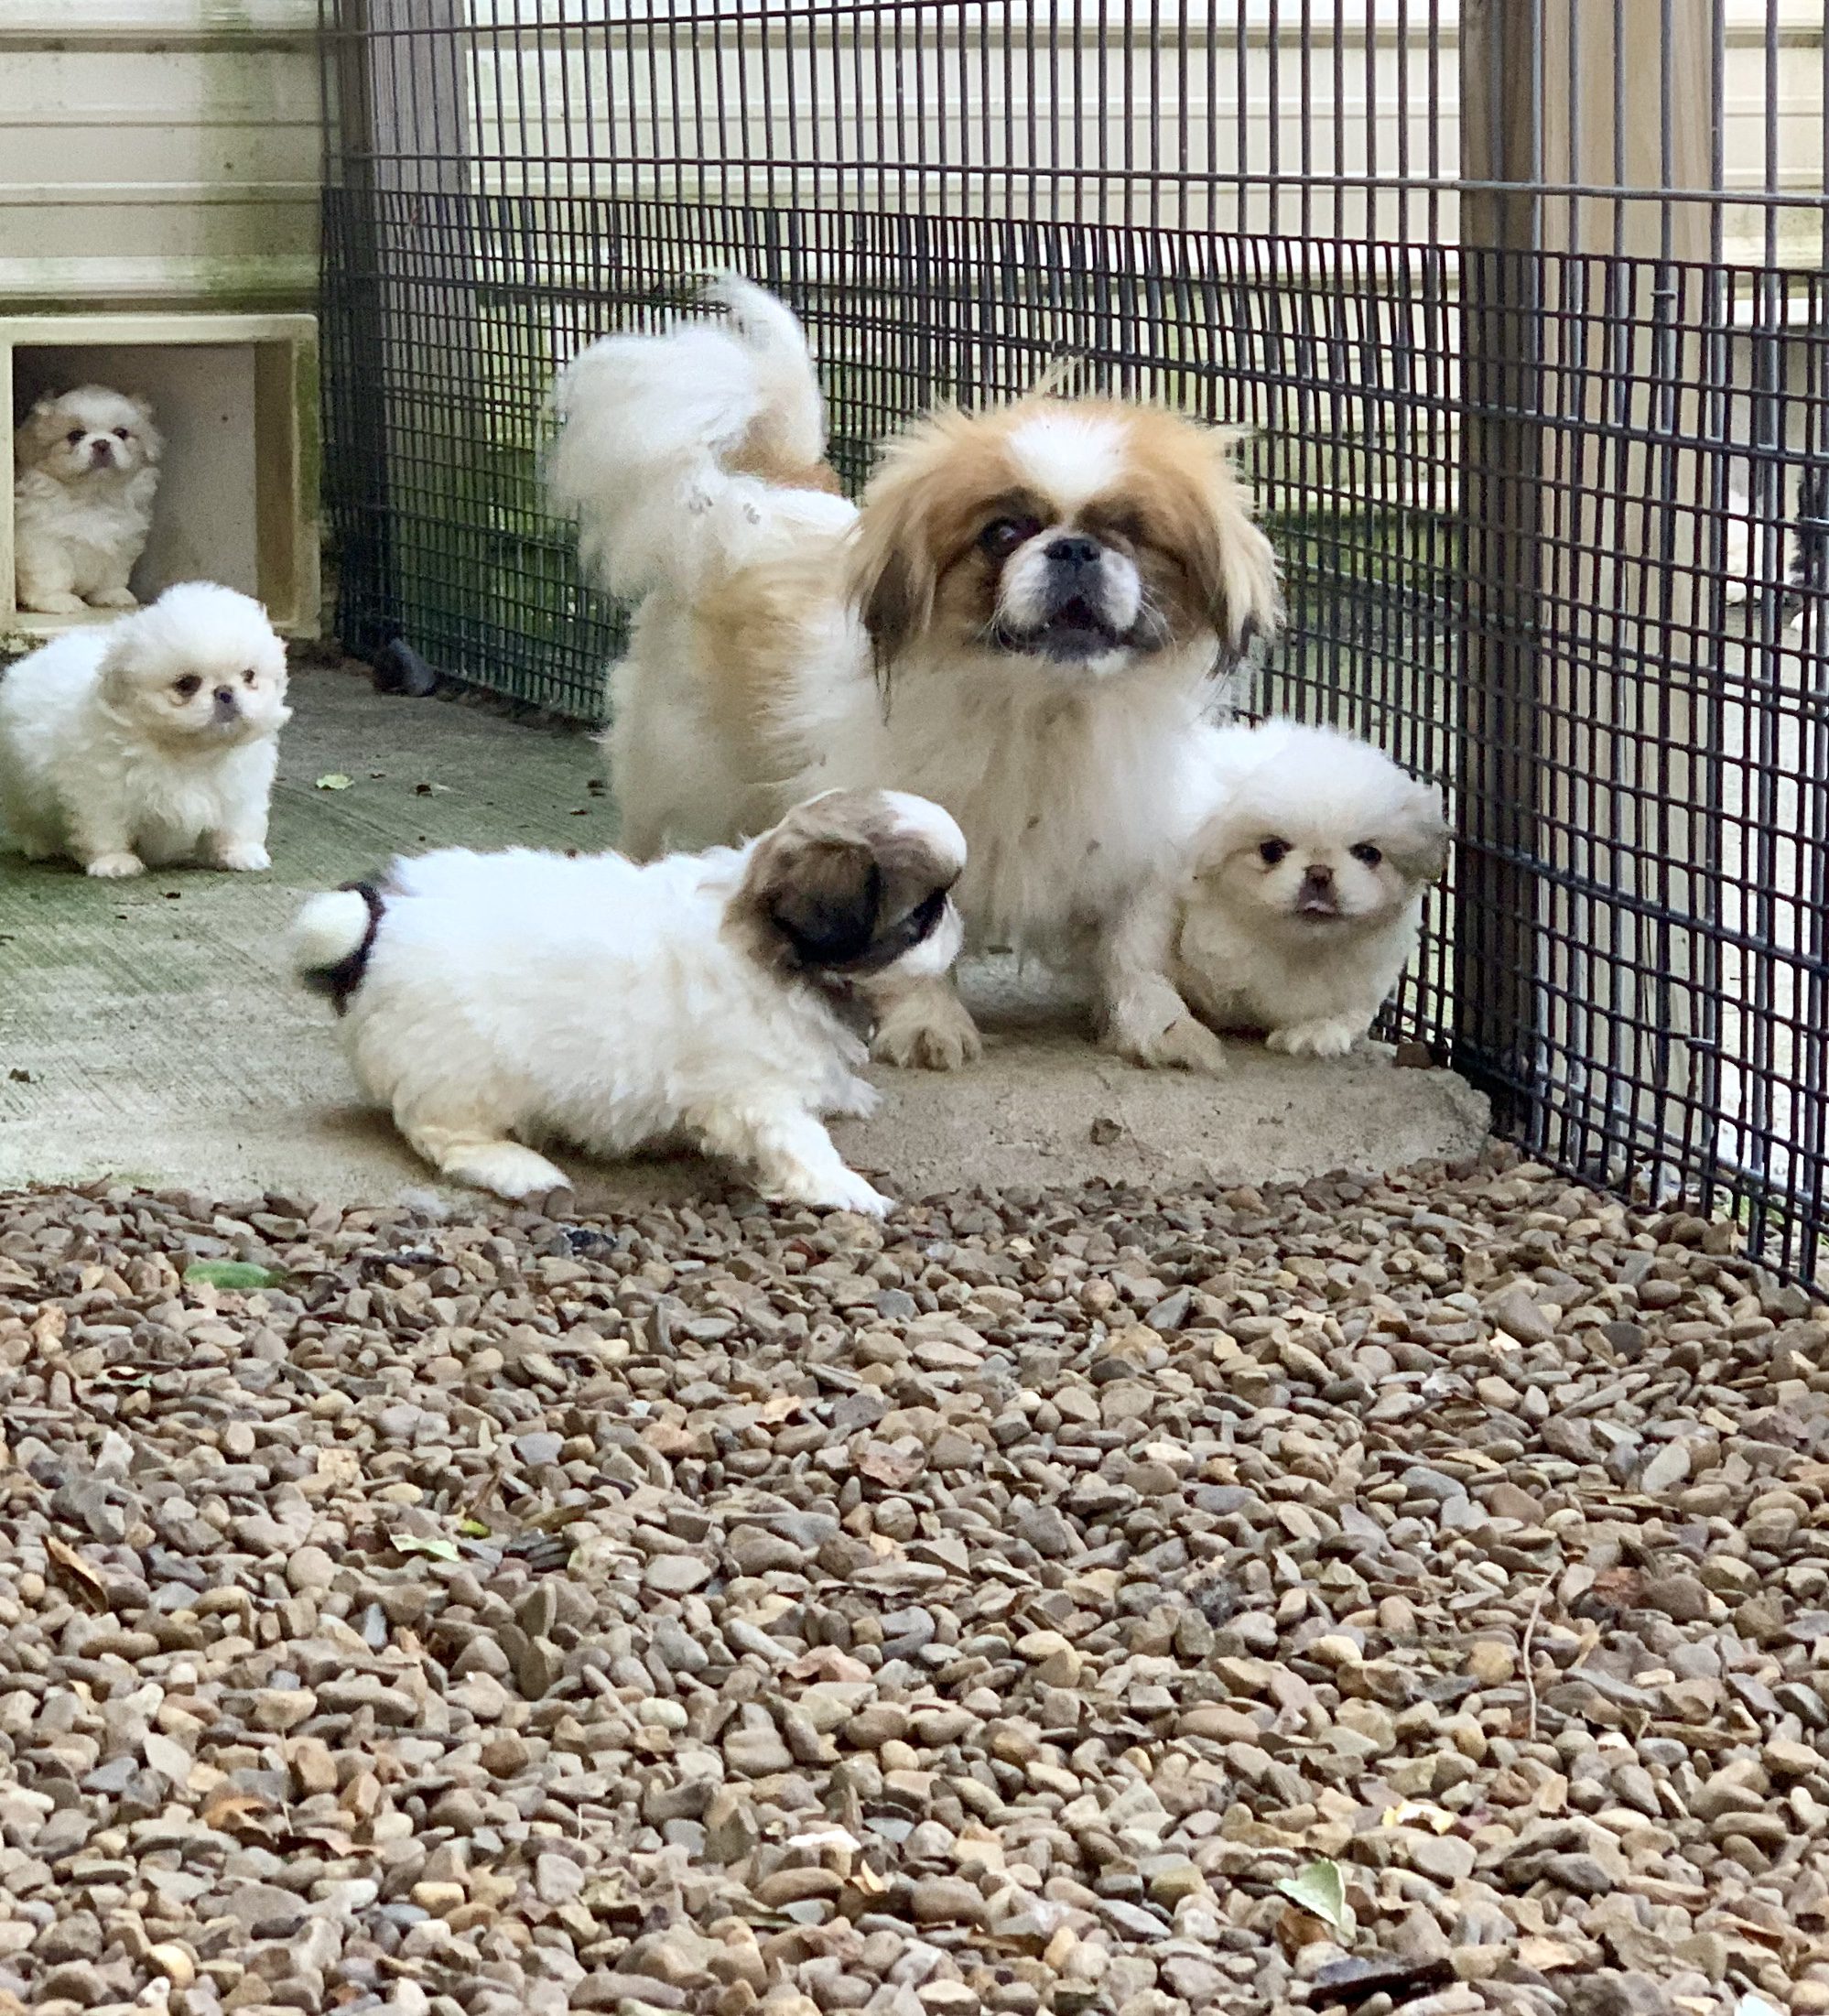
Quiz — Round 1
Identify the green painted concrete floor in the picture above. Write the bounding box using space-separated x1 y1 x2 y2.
0 661 1488 1208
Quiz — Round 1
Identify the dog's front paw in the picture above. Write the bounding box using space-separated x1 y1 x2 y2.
215 841 271 873
871 995 983 1071
815 1170 896 1219
828 1075 882 1121
85 851 146 880
23 591 85 615
1109 1013 1229 1075
86 587 139 611
1266 1017 1362 1059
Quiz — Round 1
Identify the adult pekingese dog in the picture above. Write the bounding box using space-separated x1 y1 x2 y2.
290 789 967 1216
548 278 1282 1073
1167 720 1449 1057
0 581 290 878
13 385 162 615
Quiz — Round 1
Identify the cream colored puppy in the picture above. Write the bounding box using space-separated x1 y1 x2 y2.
0 582 289 877
1170 720 1448 1057
13 385 162 614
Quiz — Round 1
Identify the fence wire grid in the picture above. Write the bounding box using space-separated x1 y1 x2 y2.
319 0 1829 1277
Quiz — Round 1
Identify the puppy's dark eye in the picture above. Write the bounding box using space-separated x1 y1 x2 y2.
173 676 202 699
65 429 84 447
243 668 257 687
114 428 131 442
1350 842 1383 867
979 515 1043 560
1258 839 1292 865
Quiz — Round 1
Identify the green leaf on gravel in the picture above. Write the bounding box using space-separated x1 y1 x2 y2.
391 1534 460 1562
183 1261 287 1292
315 773 354 790
457 1520 492 1539
1276 1859 1354 1939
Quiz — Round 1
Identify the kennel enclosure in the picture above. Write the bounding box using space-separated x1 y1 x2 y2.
319 0 1829 1276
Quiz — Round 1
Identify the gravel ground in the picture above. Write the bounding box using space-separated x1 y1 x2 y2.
0 1145 1825 2016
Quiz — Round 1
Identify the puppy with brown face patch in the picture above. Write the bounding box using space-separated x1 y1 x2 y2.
549 277 1282 1074
289 788 965 1216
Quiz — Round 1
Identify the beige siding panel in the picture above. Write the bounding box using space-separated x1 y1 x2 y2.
0 1 321 310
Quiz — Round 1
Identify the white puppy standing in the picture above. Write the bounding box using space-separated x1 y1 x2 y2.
0 582 290 878
1168 720 1449 1057
289 789 967 1217
13 386 162 614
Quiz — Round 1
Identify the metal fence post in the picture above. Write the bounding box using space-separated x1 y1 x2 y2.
1455 0 1544 1134
1459 0 1718 1184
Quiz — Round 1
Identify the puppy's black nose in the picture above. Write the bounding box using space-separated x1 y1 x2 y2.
1045 535 1102 571
213 686 238 713
1301 862 1334 891
88 439 112 463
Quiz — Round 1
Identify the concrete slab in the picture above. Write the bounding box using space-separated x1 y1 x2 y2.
0 662 1488 1205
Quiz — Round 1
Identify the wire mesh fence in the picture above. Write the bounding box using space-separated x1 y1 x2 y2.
319 0 1829 1275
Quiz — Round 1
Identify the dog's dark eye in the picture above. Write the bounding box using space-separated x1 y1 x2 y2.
113 428 131 442
1350 842 1383 867
173 676 202 699
979 515 1043 560
1259 839 1292 865
65 429 84 447
243 668 257 687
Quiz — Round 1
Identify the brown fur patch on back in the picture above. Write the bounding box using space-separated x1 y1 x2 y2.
727 417 845 495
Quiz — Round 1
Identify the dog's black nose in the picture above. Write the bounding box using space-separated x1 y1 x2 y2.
88 439 111 462
1045 535 1102 571
213 686 238 711
1301 862 1334 890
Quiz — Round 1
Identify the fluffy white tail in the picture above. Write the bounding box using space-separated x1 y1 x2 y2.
290 889 373 984
547 275 838 602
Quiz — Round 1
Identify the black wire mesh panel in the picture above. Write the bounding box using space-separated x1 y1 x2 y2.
319 0 1829 1276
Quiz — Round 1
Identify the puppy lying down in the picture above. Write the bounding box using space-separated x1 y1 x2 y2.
290 789 966 1216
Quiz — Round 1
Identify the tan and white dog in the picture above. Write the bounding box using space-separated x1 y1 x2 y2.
548 277 1282 1073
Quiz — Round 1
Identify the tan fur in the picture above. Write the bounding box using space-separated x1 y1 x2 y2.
847 396 1279 672
727 424 844 496
725 789 960 973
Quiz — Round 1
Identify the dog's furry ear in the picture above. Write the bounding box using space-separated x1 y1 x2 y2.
734 827 884 970
767 838 885 967
730 790 962 976
1182 436 1283 663
15 396 62 463
848 417 954 675
1386 789 1452 883
124 396 164 460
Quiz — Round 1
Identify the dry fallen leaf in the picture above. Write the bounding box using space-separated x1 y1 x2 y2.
42 1533 108 1610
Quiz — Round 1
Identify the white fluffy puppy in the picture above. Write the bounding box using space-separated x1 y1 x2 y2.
0 581 290 878
1167 720 1449 1058
13 386 162 614
289 789 967 1216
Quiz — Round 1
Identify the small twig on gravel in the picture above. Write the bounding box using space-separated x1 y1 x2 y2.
1523 1585 1547 1740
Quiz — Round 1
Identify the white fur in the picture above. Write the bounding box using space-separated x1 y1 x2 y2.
550 280 1282 1076
1005 410 1127 509
290 793 968 1215
547 274 854 606
13 385 162 614
0 582 290 877
1168 720 1448 1059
